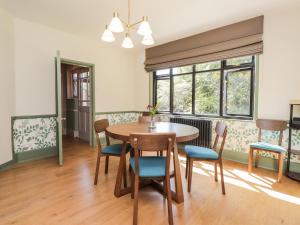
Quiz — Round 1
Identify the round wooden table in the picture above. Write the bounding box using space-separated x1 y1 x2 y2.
106 122 199 203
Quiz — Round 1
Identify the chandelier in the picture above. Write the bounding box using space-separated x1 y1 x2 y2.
101 0 154 48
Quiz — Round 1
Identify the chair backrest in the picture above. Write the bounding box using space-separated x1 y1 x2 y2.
94 119 110 150
212 122 228 157
256 119 287 145
138 115 161 123
142 111 151 116
130 133 176 176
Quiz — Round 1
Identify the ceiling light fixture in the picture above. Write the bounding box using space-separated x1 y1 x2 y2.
101 0 154 48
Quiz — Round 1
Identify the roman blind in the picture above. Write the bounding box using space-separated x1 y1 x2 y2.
145 16 263 72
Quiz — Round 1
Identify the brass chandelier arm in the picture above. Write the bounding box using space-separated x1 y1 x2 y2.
119 17 144 30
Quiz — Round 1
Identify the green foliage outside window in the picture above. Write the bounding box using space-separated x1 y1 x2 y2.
154 55 255 118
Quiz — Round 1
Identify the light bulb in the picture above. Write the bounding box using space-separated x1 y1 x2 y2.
137 17 152 36
142 34 154 45
101 25 115 42
108 12 124 33
122 34 134 48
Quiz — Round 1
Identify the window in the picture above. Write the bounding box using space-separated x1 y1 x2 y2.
153 55 255 119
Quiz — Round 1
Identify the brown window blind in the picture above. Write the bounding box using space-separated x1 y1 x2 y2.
145 16 263 72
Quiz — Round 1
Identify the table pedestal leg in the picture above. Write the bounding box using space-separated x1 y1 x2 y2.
172 143 184 203
114 141 130 197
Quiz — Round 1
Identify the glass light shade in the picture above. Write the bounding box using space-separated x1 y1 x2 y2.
142 34 154 45
122 34 134 48
101 27 115 42
101 26 115 42
137 18 152 36
108 13 124 33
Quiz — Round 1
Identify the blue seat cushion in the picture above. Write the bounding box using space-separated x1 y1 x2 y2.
130 156 166 177
184 145 219 159
250 142 286 153
102 143 131 155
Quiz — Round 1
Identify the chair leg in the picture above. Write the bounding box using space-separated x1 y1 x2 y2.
162 179 166 198
165 176 174 225
185 156 189 179
94 150 101 185
105 155 109 174
188 158 193 192
130 167 134 199
219 159 226 195
255 150 260 168
278 153 284 183
248 148 254 174
133 174 139 225
123 157 127 188
214 161 218 182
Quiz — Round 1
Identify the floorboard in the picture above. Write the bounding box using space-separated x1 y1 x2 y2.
0 137 300 225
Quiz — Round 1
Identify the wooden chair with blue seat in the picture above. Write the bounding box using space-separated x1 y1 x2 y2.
94 119 130 186
184 121 228 194
129 132 176 225
248 119 287 182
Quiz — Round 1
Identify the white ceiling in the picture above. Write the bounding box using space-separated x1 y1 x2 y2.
0 0 299 48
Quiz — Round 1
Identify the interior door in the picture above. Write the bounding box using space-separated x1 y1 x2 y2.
78 71 90 141
55 50 63 165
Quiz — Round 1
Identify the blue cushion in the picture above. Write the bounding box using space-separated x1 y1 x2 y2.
102 143 131 155
130 156 166 177
184 145 219 159
250 142 286 153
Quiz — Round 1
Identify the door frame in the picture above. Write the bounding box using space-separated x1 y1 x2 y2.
56 57 96 149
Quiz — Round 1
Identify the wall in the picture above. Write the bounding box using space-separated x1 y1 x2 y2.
13 18 136 116
258 6 300 119
0 8 14 165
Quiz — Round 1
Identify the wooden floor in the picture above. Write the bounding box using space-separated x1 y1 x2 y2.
1 138 300 225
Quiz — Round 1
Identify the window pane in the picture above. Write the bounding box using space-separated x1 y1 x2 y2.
195 71 220 115
173 75 192 114
156 69 170 76
225 69 252 115
172 65 193 74
226 56 253 66
156 79 170 111
195 61 221 71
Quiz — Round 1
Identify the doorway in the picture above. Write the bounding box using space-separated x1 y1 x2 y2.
56 54 95 165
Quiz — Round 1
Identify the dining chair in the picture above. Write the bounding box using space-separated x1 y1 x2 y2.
142 111 150 116
184 122 228 194
94 119 130 186
138 116 162 156
248 119 287 182
129 132 176 225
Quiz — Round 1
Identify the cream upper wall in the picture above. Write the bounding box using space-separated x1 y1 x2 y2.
0 8 14 164
258 6 300 119
134 5 300 120
14 18 136 116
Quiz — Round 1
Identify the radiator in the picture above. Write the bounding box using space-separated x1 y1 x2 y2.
170 117 212 148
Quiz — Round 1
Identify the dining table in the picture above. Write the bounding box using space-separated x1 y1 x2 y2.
106 121 199 204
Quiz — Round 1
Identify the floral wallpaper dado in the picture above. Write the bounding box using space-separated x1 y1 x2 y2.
13 117 57 153
95 112 141 125
210 119 300 163
12 113 300 163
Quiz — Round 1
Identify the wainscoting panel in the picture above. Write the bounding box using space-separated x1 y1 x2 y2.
12 116 57 153
6 112 300 171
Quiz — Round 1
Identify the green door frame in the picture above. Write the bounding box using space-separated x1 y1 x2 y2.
56 57 96 149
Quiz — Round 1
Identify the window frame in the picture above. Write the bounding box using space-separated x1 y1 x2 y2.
153 56 255 120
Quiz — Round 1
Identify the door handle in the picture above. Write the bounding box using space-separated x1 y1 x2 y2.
61 117 67 121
